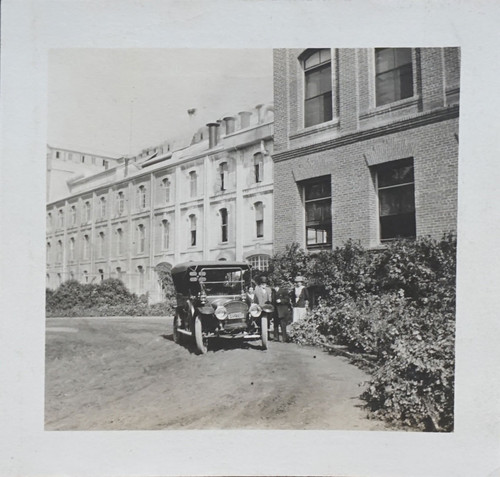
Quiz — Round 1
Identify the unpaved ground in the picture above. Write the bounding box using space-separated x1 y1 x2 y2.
45 316 392 431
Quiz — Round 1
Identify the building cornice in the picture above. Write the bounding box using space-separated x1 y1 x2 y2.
272 105 459 163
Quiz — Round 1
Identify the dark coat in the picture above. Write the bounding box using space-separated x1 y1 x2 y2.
272 287 292 320
290 286 309 308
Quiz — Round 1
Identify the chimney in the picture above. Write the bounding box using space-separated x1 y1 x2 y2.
223 116 236 135
238 111 252 129
255 104 264 123
206 122 220 149
216 119 223 143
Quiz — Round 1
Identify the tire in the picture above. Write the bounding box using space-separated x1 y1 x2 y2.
261 316 268 350
194 315 208 355
173 311 182 344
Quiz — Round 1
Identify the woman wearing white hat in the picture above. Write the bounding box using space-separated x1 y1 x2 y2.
290 276 309 323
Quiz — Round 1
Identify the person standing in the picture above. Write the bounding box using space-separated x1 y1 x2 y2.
272 283 291 342
291 276 309 323
245 285 257 307
254 275 272 305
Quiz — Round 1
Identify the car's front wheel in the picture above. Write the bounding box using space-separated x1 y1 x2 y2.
261 316 268 350
194 315 208 355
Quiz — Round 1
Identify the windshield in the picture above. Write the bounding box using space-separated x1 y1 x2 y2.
196 267 249 296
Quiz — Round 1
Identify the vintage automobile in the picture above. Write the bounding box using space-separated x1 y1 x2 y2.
170 261 273 354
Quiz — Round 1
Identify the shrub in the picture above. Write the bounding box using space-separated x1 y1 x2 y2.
268 242 309 287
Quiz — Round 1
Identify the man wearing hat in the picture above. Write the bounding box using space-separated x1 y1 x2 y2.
254 275 272 306
290 276 309 323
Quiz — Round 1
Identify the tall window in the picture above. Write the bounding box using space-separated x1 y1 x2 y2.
304 177 332 249
83 270 89 283
138 266 145 293
375 48 414 106
254 202 264 238
116 191 125 215
219 162 228 191
303 49 333 128
47 213 52 231
189 214 197 246
161 220 170 250
137 185 147 210
98 231 105 258
116 228 124 256
220 208 228 242
84 201 92 223
254 153 264 183
70 206 77 226
99 197 107 219
69 237 75 261
46 242 51 264
376 158 416 241
137 224 145 253
82 234 90 260
189 171 197 197
98 269 104 282
56 240 63 262
58 209 64 228
162 178 171 203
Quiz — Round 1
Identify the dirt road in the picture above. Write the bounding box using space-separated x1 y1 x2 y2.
45 316 391 431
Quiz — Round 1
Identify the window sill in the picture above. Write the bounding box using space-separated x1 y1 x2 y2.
360 96 420 120
290 118 340 140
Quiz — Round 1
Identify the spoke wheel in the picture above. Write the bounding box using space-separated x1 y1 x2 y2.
173 311 182 344
194 315 208 355
261 316 268 350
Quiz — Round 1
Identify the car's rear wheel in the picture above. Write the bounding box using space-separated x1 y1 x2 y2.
194 315 208 355
173 311 182 344
261 316 268 350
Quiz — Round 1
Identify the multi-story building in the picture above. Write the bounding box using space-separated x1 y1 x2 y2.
272 48 460 252
46 146 122 202
46 104 274 302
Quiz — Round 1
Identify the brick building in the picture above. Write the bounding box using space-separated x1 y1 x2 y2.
272 48 460 252
46 104 274 302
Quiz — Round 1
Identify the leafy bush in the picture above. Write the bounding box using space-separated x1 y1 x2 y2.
46 278 173 317
280 235 456 431
268 242 309 287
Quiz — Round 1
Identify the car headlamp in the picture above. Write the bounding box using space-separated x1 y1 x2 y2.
214 305 228 320
249 303 262 318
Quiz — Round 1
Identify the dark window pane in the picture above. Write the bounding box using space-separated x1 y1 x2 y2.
380 213 416 240
395 48 412 66
375 48 394 72
322 91 333 122
378 159 414 187
376 71 397 105
304 51 320 69
305 96 322 127
305 180 331 200
305 64 331 98
379 184 415 216
398 64 414 99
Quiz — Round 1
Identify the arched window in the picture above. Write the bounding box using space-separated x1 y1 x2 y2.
137 224 146 253
138 265 145 293
58 209 64 228
219 162 228 191
56 240 63 262
47 213 52 231
247 254 270 271
69 271 75 280
69 237 75 261
137 185 147 210
98 231 105 258
162 178 171 203
375 48 413 106
116 228 124 256
84 201 92 223
99 197 107 219
46 242 51 263
57 273 62 285
98 269 104 282
254 153 263 183
220 208 228 243
189 214 197 246
116 191 125 215
189 171 197 197
161 219 170 250
82 234 90 260
83 270 89 283
70 206 77 226
254 202 264 238
302 49 333 127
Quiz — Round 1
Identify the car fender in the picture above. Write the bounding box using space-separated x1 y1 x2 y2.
196 306 214 315
262 303 274 314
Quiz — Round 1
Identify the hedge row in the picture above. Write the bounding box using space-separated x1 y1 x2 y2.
278 234 456 432
46 278 173 317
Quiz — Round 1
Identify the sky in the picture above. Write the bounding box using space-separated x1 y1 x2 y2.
48 49 273 157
